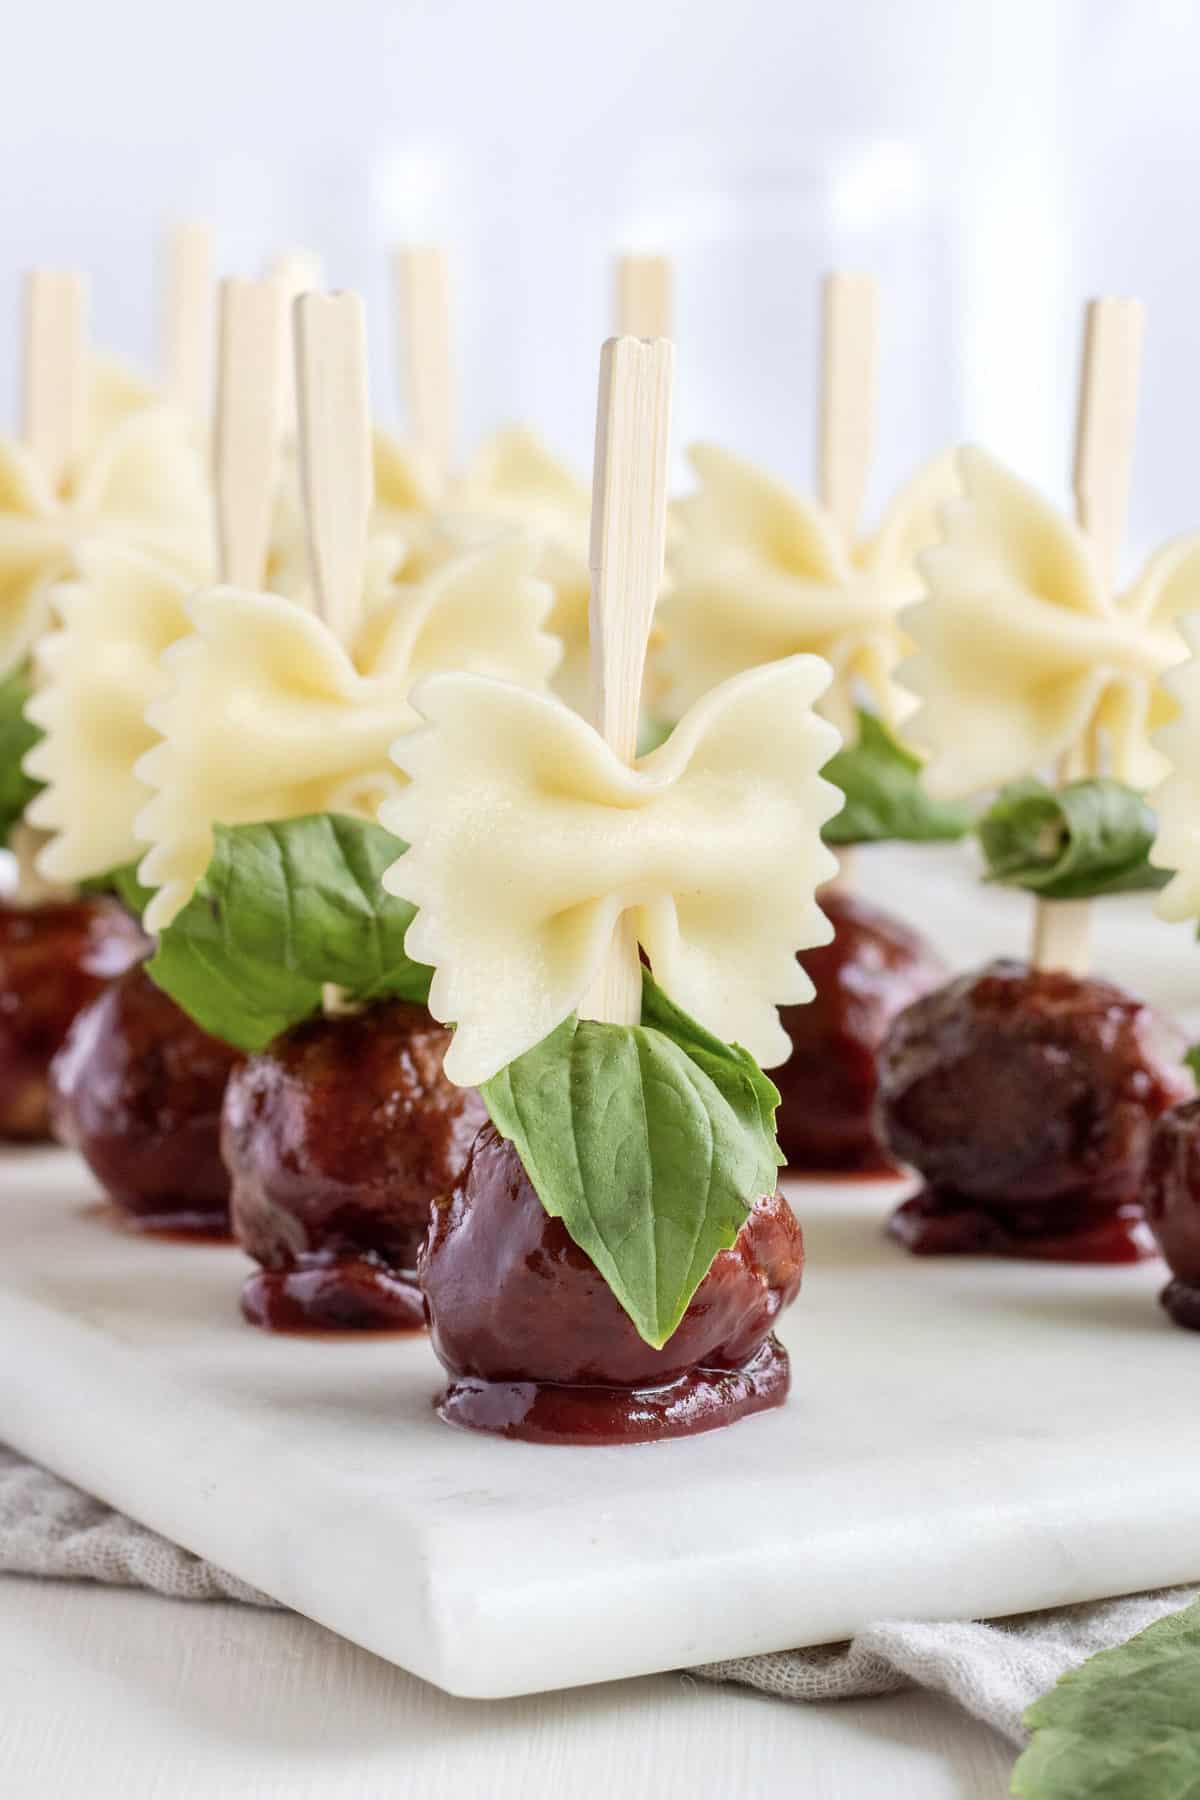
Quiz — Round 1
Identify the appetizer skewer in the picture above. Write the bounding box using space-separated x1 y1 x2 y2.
383 335 841 1442
660 273 959 1174
47 278 287 1231
880 299 1196 1260
130 287 553 1327
0 272 173 1142
1136 492 1200 1322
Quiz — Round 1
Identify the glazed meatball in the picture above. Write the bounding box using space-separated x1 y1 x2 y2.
775 889 946 1174
0 897 147 1141
419 1123 804 1444
878 959 1192 1260
1143 1100 1200 1328
222 1000 488 1332
51 963 240 1233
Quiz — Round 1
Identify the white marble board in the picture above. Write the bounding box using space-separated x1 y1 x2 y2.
0 846 1197 1699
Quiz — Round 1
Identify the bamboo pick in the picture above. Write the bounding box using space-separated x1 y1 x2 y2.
614 255 673 341
266 250 325 303
393 246 455 485
162 221 215 424
580 335 675 1027
265 251 324 430
293 291 374 650
212 278 288 589
1030 296 1145 976
22 270 87 492
817 271 879 540
818 271 879 889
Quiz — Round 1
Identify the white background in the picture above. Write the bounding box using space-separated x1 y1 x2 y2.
3 0 1199 554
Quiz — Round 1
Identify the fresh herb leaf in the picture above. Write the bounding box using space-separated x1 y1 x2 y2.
637 714 675 756
979 777 1167 901
1185 1044 1200 1087
822 710 970 846
148 813 431 1052
1012 1597 1200 1799
0 665 43 846
481 970 783 1349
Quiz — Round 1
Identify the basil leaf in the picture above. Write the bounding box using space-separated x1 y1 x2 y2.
1185 1045 1200 1087
481 970 782 1349
148 813 432 1052
1012 1597 1200 1799
979 777 1168 900
0 664 43 846
637 714 675 755
822 710 969 845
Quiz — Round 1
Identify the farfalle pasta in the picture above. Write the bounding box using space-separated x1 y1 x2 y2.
0 403 210 680
1150 617 1200 921
657 444 958 738
452 428 593 714
904 447 1200 799
381 655 842 1086
25 545 201 884
270 427 592 716
135 537 558 931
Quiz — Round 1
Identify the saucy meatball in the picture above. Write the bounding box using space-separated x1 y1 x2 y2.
419 1123 804 1445
1143 1100 1200 1328
775 889 946 1174
222 1000 487 1332
878 959 1192 1261
51 963 240 1234
0 897 147 1142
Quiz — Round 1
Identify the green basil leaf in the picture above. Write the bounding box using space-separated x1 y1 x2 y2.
0 664 43 846
1185 1044 1200 1087
1012 1597 1200 1799
637 714 675 756
481 970 782 1349
148 813 431 1052
822 709 970 845
979 776 1168 900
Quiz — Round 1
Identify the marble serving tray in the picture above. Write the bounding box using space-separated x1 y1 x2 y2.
0 846 1198 1699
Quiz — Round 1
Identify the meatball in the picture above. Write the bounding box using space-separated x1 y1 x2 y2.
419 1123 804 1444
1143 1100 1200 1328
878 959 1192 1261
51 963 240 1234
222 1000 488 1332
775 889 946 1174
0 897 147 1141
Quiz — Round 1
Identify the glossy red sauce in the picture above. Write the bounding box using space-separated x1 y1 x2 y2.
50 962 239 1233
420 1124 803 1445
222 1001 487 1333
0 897 147 1141
879 959 1192 1263
774 888 945 1175
1142 1098 1200 1326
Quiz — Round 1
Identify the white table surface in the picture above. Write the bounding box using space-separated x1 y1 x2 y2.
0 1574 1017 1798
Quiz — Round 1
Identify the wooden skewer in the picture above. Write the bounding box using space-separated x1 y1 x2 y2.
817 271 879 540
162 221 215 424
22 270 88 492
818 271 879 891
293 291 374 650
267 250 325 303
265 251 324 431
213 278 288 588
393 246 455 485
614 255 673 341
580 335 675 1027
1030 296 1145 977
